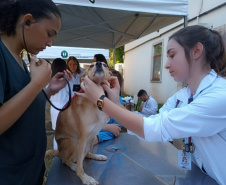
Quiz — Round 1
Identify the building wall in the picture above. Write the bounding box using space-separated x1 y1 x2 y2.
123 0 226 104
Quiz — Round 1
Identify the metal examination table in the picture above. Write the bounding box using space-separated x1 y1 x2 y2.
46 133 218 185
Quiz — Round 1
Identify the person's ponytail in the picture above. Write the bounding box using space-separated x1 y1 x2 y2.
207 29 226 77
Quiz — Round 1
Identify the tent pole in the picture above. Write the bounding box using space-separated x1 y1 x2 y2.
113 47 115 68
184 16 188 27
112 32 115 68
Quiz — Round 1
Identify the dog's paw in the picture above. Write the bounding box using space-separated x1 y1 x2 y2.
95 154 108 161
86 153 108 161
81 174 99 185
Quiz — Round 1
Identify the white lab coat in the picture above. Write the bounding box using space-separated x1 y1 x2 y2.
142 70 226 185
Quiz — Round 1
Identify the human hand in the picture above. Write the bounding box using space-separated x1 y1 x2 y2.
104 124 121 137
29 57 52 91
76 75 105 105
46 69 72 97
102 76 121 105
139 105 143 112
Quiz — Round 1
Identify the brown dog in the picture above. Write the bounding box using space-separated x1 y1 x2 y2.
46 61 112 185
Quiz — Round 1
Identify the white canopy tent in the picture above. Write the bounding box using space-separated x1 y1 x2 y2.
37 46 109 61
52 0 188 49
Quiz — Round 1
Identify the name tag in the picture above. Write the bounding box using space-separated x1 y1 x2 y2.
178 150 191 170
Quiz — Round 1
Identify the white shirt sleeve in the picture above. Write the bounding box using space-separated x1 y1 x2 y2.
144 89 226 142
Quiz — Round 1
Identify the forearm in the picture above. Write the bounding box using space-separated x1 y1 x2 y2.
102 124 111 132
0 82 41 135
103 98 144 138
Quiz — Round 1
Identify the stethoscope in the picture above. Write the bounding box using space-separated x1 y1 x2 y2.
22 22 71 111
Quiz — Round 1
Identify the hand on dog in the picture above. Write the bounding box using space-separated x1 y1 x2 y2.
102 76 121 105
77 75 105 105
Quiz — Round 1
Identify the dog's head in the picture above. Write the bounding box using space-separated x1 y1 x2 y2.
81 61 112 85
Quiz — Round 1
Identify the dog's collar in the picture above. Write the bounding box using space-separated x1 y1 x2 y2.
61 89 84 111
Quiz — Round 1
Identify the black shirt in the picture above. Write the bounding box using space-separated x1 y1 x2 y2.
0 38 46 185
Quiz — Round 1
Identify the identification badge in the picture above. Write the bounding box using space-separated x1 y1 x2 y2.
178 150 191 170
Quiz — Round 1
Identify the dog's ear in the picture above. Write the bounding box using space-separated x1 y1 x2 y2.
80 71 88 83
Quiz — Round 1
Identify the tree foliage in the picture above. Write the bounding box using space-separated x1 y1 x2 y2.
108 46 124 68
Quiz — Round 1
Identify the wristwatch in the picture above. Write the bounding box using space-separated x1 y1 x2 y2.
97 95 106 111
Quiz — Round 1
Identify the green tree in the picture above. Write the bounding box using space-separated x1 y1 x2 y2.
108 46 124 68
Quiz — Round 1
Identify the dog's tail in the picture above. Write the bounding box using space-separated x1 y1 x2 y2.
45 149 60 157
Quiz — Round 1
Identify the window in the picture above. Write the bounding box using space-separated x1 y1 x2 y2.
151 43 162 82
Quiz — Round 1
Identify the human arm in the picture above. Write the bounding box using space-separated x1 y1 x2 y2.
0 58 52 135
77 76 145 138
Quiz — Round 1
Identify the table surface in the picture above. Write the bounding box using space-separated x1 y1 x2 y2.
46 133 218 185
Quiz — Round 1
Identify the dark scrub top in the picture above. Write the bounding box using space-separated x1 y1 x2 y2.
0 38 47 185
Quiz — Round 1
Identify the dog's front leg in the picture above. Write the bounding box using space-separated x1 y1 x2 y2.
76 136 99 185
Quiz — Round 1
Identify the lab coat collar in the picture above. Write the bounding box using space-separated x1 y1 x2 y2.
193 69 217 98
176 69 217 103
176 87 191 103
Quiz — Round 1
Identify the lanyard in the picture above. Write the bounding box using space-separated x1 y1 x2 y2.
175 96 195 153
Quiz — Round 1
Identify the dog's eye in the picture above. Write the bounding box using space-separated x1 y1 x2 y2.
90 64 94 68
103 64 107 67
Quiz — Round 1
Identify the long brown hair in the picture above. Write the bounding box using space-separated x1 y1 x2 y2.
66 56 81 74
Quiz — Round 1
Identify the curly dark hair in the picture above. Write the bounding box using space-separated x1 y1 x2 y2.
0 0 61 36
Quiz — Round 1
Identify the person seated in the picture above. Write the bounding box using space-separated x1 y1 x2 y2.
136 89 158 117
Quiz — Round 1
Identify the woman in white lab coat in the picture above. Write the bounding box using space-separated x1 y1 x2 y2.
77 25 226 184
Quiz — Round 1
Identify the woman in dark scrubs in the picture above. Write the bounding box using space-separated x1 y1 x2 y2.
0 0 70 184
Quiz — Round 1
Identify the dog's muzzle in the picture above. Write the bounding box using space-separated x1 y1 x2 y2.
94 61 104 75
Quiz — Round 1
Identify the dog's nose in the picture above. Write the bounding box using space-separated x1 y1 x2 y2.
95 61 103 71
96 61 102 67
